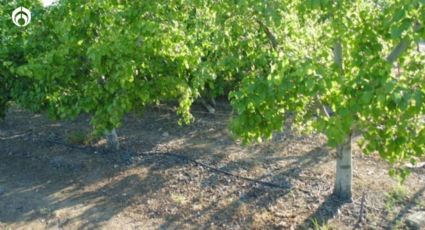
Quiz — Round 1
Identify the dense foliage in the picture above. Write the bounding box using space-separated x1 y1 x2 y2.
0 0 43 118
1 0 424 181
230 0 425 176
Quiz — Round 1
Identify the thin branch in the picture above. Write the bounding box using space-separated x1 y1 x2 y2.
358 191 366 223
314 95 331 118
256 19 278 50
386 23 421 63
386 38 410 63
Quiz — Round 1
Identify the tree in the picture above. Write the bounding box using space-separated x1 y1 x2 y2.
2 0 424 201
230 0 425 201
14 0 221 149
13 0 287 150
0 0 44 119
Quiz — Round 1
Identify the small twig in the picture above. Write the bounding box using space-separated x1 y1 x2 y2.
353 200 381 212
359 192 366 221
0 130 32 141
358 191 366 223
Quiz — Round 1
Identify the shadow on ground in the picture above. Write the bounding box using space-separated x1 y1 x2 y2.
0 104 384 229
387 186 425 229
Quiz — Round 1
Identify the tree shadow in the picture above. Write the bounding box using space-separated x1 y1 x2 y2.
0 148 172 229
0 107 191 228
158 145 332 229
297 194 345 229
387 185 425 229
0 105 334 229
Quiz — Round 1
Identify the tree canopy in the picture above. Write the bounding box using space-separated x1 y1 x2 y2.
1 0 424 181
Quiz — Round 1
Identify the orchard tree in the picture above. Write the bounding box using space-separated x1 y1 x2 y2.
0 0 45 118
230 0 425 201
15 0 287 150
3 0 424 201
16 0 222 149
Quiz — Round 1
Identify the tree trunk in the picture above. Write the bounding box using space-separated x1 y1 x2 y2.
210 97 216 107
333 42 343 69
105 128 119 150
334 133 353 201
200 97 215 114
332 40 353 201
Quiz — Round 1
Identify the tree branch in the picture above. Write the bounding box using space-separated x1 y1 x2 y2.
386 23 421 63
386 37 410 63
333 41 343 71
256 19 278 50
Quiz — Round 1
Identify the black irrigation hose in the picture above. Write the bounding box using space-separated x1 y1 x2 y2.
46 139 95 151
45 139 289 189
154 152 290 189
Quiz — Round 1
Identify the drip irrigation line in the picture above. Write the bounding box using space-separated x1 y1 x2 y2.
149 151 290 189
46 139 97 152
45 139 289 189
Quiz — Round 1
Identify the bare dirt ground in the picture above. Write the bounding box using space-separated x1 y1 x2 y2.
0 101 424 230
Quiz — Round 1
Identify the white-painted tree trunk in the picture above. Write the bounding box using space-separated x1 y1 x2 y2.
105 128 119 150
200 97 215 114
329 22 417 202
332 40 353 201
334 133 352 201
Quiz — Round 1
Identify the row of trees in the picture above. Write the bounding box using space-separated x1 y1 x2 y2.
1 0 424 200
